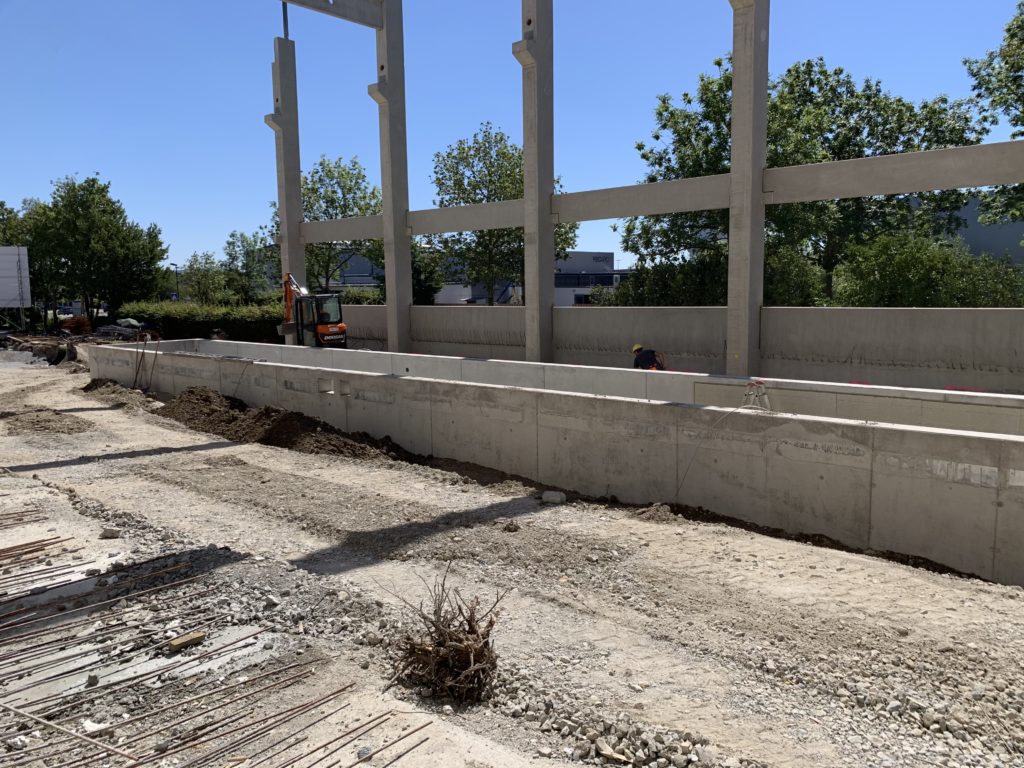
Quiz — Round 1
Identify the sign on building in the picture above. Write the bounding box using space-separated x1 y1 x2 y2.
0 247 32 308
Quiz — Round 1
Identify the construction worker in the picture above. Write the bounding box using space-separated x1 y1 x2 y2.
632 343 665 371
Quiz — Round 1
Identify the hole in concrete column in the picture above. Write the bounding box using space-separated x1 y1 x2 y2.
526 18 533 26
380 65 385 72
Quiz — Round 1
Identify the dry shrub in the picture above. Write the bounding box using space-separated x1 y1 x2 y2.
389 566 507 703
61 315 92 335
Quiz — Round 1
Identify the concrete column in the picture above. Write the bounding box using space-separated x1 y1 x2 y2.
514 0 555 363
369 0 412 353
726 0 770 376
265 37 304 346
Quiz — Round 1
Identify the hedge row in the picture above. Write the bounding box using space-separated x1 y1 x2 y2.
120 301 282 342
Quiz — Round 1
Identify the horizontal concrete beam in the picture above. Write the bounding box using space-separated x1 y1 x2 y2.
407 199 524 235
299 141 1024 242
301 215 384 243
552 174 731 222
284 0 383 29
764 140 1024 204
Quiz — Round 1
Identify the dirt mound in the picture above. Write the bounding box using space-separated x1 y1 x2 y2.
159 386 411 462
82 379 153 410
0 408 93 435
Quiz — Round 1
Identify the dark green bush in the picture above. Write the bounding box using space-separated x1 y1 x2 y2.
119 301 283 342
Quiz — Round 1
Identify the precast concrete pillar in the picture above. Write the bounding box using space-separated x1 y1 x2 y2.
514 0 555 363
265 36 305 345
369 0 412 353
726 0 770 376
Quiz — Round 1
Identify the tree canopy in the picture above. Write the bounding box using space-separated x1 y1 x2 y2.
967 0 1024 227
833 233 1024 307
292 155 383 292
429 122 578 304
1 178 167 322
620 57 985 301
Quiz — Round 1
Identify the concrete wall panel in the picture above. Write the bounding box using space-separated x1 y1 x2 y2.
168 355 221 396
543 364 647 399
763 418 872 548
870 428 1000 579
389 353 463 380
347 374 431 456
645 372 698 404
553 306 727 372
996 443 1024 585
762 307 1024 393
693 382 747 409
461 358 546 389
537 394 677 504
329 350 392 374
836 392 925 426
675 408 773 527
430 382 538 479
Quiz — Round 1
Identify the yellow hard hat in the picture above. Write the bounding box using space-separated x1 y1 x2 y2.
631 344 643 353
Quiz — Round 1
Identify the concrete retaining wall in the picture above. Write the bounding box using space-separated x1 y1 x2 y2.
343 305 728 370
761 307 1024 392
153 340 1024 438
342 304 1024 391
90 342 1024 586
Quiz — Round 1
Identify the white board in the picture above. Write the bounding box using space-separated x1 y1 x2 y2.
0 246 32 308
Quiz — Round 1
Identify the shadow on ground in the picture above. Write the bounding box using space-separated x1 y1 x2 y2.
3 440 238 473
291 496 539 576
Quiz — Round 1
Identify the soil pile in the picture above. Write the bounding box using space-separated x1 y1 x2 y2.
159 386 413 462
82 378 153 410
0 408 93 435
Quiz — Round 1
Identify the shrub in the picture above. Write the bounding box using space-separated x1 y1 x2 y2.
119 301 283 342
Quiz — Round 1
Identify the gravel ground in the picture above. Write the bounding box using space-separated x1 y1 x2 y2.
1 363 1023 768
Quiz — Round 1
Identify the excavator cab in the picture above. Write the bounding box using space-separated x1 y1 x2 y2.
295 293 347 348
282 273 348 348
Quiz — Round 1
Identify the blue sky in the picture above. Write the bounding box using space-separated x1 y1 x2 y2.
0 0 1018 268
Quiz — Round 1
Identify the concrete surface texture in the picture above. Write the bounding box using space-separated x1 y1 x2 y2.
129 339 1024 438
339 304 1024 392
91 342 1024 586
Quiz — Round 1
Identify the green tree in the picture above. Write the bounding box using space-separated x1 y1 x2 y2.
429 122 578 305
287 155 383 292
223 229 278 303
103 222 167 315
42 176 166 317
18 200 62 330
181 251 231 305
0 201 22 245
366 241 445 306
833 233 1024 307
967 1 1024 226
623 58 985 300
591 246 823 307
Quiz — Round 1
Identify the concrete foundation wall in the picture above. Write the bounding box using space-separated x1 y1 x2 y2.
410 306 526 360
341 304 1024 391
552 307 726 372
761 307 1024 392
345 305 728 370
134 340 1024 438
90 342 1024 586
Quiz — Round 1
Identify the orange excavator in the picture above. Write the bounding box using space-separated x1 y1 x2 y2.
281 273 348 348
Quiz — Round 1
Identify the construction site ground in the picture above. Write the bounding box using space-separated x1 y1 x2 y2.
1 356 1023 768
